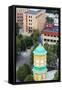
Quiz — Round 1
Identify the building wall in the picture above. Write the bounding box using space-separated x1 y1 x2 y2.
23 10 46 33
23 13 37 32
16 8 28 28
42 34 59 45
36 12 46 32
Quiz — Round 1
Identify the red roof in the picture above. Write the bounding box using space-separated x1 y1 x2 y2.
43 31 59 36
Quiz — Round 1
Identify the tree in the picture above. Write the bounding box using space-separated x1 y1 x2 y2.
46 16 54 24
44 43 49 51
44 43 58 70
24 74 34 82
16 64 32 81
53 71 59 80
25 36 33 49
32 31 39 44
16 23 20 35
16 36 21 54
17 34 23 39
21 38 26 51
47 52 57 70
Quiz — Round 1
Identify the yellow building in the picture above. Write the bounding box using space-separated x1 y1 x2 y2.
23 10 37 33
32 44 47 81
23 9 46 33
36 10 46 32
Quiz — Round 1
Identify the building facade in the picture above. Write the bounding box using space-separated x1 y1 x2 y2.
23 10 37 33
23 9 46 33
42 26 59 45
16 8 28 28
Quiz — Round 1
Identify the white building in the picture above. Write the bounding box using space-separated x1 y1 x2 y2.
42 26 59 45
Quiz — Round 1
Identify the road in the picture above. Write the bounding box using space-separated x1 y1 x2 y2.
16 49 31 71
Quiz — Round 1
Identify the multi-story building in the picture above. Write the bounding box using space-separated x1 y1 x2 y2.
36 9 46 32
23 10 37 33
23 9 46 33
42 26 59 45
16 8 28 28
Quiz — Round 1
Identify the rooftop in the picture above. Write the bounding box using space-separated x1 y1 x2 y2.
33 44 47 55
44 26 59 32
25 10 37 15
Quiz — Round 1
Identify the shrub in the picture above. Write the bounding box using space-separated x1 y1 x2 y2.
16 64 32 81
53 71 59 80
24 74 34 82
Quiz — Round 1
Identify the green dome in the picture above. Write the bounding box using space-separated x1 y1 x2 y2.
33 44 47 55
32 66 48 73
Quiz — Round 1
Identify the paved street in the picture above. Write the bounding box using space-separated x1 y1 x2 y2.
16 49 31 71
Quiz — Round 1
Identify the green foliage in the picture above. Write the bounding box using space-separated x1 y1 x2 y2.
24 74 34 82
53 71 59 80
46 16 54 24
44 43 58 70
16 36 21 53
16 23 20 35
16 64 32 81
17 34 23 39
32 31 39 44
21 38 26 51
25 36 33 49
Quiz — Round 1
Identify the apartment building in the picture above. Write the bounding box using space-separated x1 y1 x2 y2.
16 8 28 28
23 9 46 33
42 26 59 45
23 10 37 33
36 9 46 32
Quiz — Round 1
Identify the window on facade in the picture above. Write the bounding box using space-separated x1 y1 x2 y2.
31 20 32 22
29 30 32 33
29 16 32 18
47 39 49 41
29 23 32 25
29 16 30 18
29 27 30 29
57 40 59 42
31 16 32 18
29 23 30 25
29 19 30 21
31 27 32 29
44 39 46 41
51 40 53 42
29 27 32 30
29 19 32 22
54 40 56 42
